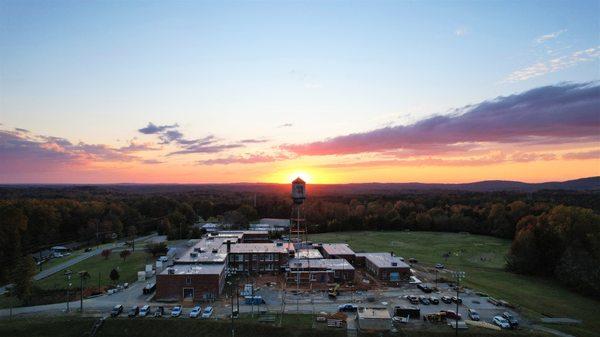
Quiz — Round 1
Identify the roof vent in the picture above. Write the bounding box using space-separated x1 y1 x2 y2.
212 249 218 253
168 268 175 275
190 252 198 258
391 262 398 267
276 242 283 247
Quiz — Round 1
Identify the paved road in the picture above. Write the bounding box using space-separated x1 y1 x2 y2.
0 233 157 295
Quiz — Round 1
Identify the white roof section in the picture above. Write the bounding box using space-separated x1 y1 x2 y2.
321 243 355 256
160 263 225 275
229 243 290 254
288 258 354 271
355 252 409 269
176 237 233 263
259 218 291 227
295 249 323 259
358 307 391 319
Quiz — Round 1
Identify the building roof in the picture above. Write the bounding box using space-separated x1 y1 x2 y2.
355 252 409 269
160 263 225 275
229 243 290 254
175 237 232 264
259 218 291 227
357 307 391 320
321 243 355 256
288 258 354 271
295 249 323 259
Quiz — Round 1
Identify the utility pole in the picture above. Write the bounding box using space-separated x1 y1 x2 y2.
453 271 466 337
78 271 89 312
65 270 72 313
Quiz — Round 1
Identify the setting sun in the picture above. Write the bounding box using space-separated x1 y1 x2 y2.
287 171 312 184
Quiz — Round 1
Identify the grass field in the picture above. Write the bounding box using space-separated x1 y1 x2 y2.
35 250 153 291
309 231 599 337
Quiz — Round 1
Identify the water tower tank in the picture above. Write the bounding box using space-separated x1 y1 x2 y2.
291 177 306 204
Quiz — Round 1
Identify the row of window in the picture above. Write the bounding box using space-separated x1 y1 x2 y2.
229 253 280 262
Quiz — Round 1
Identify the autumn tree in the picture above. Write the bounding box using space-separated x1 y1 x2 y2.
119 249 131 261
101 249 112 260
11 255 36 303
145 242 168 258
109 268 120 284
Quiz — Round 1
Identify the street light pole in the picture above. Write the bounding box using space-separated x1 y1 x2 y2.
452 271 465 337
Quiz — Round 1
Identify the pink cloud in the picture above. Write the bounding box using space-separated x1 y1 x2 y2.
282 82 600 156
198 153 290 165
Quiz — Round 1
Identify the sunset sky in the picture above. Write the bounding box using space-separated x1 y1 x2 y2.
1 0 599 184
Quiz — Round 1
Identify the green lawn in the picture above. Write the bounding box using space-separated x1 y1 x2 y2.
35 250 153 291
309 231 600 337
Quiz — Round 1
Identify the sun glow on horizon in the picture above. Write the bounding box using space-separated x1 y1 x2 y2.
287 171 312 184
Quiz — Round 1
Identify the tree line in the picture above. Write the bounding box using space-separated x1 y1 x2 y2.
0 186 598 297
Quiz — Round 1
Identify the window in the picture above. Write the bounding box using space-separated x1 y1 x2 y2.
186 276 192 285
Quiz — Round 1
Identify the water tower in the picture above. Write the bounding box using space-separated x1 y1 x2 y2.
290 177 307 244
291 177 306 204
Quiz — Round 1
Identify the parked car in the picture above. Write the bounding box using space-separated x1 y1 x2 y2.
154 306 164 318
467 309 480 321
502 312 519 328
435 263 445 269
408 258 418 264
442 310 461 320
451 296 462 304
441 296 453 304
189 305 201 318
417 284 432 293
407 295 419 304
110 304 124 317
202 306 213 318
128 306 139 317
493 315 511 329
139 305 151 317
84 247 93 252
419 296 430 305
338 304 358 312
429 296 439 304
171 305 182 317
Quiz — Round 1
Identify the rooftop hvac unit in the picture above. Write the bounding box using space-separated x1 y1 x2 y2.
391 262 398 266
190 253 198 258
212 249 218 253
276 242 283 247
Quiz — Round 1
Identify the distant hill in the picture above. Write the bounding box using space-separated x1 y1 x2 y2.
1 177 598 196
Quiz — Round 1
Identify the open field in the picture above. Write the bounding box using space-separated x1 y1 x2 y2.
309 231 599 337
36 251 152 291
0 315 550 337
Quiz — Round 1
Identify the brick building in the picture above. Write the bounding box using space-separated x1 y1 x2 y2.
155 264 226 302
228 242 292 274
286 258 355 283
355 252 410 282
318 243 356 264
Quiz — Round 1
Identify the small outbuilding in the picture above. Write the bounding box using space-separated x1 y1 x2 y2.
357 307 392 331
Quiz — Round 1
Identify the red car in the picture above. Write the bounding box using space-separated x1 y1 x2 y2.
442 310 462 320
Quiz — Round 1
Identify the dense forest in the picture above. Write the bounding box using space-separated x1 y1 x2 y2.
0 185 598 296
